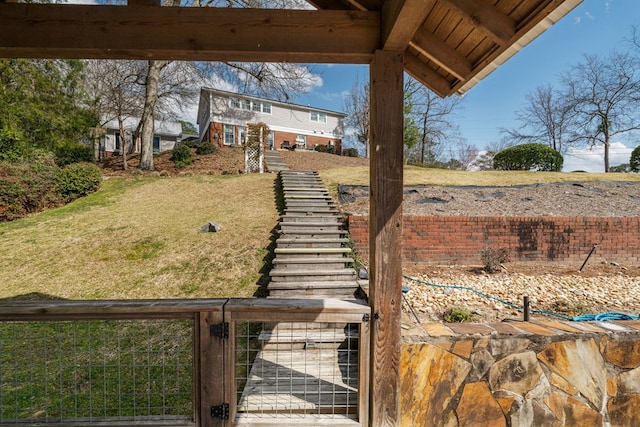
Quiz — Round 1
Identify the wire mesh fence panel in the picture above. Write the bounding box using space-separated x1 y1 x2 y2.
0 319 193 425
234 321 360 422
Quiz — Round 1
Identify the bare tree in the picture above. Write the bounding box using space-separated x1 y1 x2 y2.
410 81 464 165
343 76 370 157
562 51 640 172
502 84 574 153
83 60 146 169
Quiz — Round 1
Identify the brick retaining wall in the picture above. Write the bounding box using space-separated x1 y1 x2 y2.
348 216 640 265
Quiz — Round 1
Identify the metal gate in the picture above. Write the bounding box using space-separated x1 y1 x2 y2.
0 298 370 427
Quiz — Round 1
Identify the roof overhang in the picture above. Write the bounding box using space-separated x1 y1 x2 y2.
0 0 582 97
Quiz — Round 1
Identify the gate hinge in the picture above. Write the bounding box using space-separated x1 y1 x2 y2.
210 322 229 339
211 403 229 420
362 313 371 322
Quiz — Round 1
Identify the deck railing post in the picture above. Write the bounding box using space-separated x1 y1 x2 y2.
368 49 404 426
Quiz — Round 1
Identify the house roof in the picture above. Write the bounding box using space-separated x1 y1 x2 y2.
201 87 347 116
103 118 182 137
0 0 581 97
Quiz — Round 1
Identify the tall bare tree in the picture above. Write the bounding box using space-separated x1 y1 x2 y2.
503 84 574 153
562 51 640 172
343 76 370 157
84 60 146 168
409 79 464 165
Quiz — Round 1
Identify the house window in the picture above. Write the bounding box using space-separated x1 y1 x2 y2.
115 132 121 152
230 98 240 109
310 111 327 123
262 103 271 114
241 99 251 110
252 101 261 112
295 134 307 149
153 136 160 153
224 124 234 145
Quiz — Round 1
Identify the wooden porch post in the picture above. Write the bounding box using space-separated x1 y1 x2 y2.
368 49 404 426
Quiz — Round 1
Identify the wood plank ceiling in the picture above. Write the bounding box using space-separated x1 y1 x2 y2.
317 0 583 96
0 0 581 97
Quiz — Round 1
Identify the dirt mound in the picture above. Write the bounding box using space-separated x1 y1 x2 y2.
101 147 364 176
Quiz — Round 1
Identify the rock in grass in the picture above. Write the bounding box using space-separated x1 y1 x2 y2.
200 222 222 233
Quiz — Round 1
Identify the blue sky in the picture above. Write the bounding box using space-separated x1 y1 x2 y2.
292 0 640 171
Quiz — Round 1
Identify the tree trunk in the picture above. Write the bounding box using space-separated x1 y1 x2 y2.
139 60 169 171
118 117 128 170
604 139 610 172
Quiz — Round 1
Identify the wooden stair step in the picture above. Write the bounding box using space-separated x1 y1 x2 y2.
270 271 357 282
267 280 359 288
280 221 342 227
283 187 327 192
284 194 332 199
273 257 354 264
278 237 349 244
285 207 338 213
275 247 351 254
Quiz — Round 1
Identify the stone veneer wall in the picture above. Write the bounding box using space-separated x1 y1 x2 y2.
348 216 640 264
401 319 640 426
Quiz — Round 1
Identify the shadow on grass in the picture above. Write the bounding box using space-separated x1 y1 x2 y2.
1 292 67 301
253 173 285 298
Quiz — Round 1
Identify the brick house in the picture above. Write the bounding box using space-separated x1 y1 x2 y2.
197 88 345 152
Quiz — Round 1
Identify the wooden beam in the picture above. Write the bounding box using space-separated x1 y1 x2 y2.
409 26 471 80
306 0 353 10
404 51 452 97
0 4 378 63
381 0 433 50
443 0 515 45
369 49 404 426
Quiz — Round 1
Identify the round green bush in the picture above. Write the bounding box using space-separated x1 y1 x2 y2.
54 162 102 202
196 141 217 155
630 145 640 172
55 143 94 166
171 144 193 168
315 144 337 155
493 143 563 172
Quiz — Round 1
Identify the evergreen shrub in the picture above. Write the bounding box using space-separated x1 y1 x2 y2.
493 143 563 172
171 144 193 168
54 162 102 202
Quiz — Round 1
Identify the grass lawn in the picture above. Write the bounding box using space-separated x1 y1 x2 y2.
319 165 640 192
3 166 640 301
0 173 279 300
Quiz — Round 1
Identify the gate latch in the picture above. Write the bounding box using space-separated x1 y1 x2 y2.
211 403 229 420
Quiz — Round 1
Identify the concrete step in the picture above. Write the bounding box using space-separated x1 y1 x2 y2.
258 329 352 350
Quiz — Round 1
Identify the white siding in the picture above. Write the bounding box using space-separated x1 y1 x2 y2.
202 89 345 140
